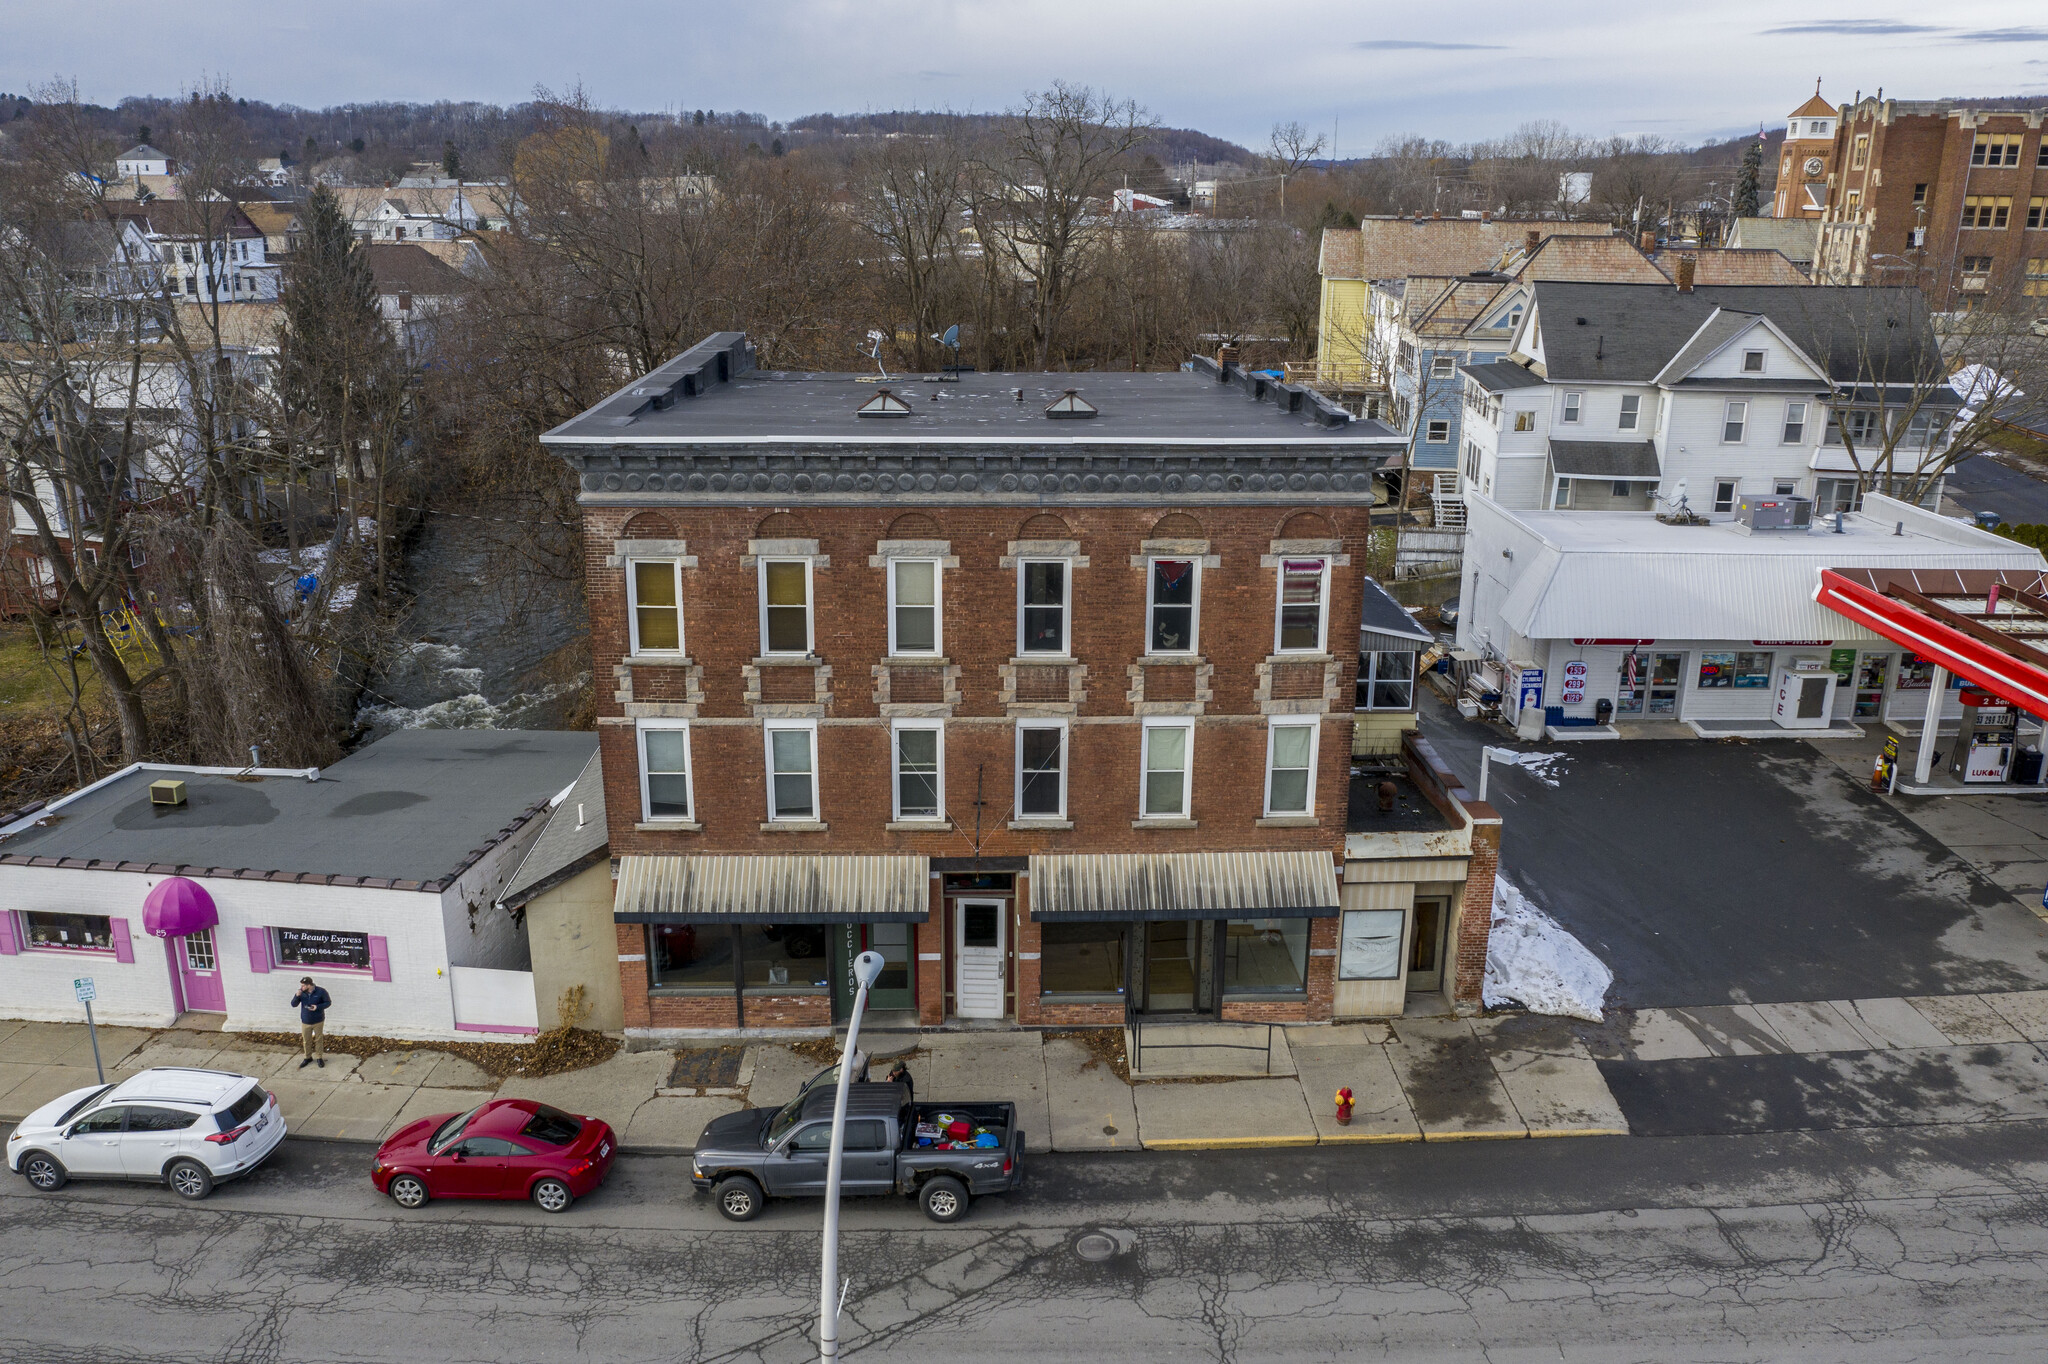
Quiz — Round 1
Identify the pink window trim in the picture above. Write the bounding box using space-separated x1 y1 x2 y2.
455 1021 539 1036
22 943 118 957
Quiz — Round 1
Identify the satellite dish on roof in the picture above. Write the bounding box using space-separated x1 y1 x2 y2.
927 324 963 381
861 328 889 382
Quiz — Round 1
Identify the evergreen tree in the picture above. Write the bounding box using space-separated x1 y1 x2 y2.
442 139 461 178
1734 138 1763 219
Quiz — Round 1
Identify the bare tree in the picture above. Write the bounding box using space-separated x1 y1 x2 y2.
970 83 1156 368
851 122 970 371
1264 121 1327 221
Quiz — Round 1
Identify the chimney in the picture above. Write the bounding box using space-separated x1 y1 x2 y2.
1216 343 1239 369
1525 229 1540 253
1675 256 1696 293
1639 229 1656 253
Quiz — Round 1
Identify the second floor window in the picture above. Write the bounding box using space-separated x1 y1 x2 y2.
1561 392 1582 424
1019 559 1067 654
1425 419 1450 443
892 723 943 820
629 560 682 654
1276 559 1329 653
760 559 811 655
1430 354 1456 378
1141 721 1193 819
1513 410 1536 432
888 559 940 655
1147 558 1198 654
1618 395 1640 430
1264 721 1317 816
638 722 693 821
1782 402 1808 444
1357 651 1415 710
1722 401 1747 443
765 723 818 822
1017 723 1066 818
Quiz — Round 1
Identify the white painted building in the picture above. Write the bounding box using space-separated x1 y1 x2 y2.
1457 491 2048 737
1457 279 1955 518
0 731 597 1039
115 143 176 179
112 204 278 304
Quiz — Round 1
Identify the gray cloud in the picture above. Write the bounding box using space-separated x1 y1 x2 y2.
1353 39 1508 51
1952 27 2048 42
1762 19 1944 35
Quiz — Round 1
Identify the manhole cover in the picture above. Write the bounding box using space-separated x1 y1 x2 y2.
1075 1233 1117 1262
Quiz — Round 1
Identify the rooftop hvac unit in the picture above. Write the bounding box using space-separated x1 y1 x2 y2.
1735 495 1813 532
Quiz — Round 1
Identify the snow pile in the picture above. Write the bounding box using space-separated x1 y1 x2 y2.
1482 878 1613 1022
1495 751 1567 787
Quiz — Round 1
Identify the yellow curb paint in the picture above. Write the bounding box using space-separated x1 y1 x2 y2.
1419 1129 1529 1141
1139 1136 1321 1150
1317 1130 1424 1144
1528 1127 1631 1138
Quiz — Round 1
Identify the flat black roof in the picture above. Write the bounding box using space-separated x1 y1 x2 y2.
541 333 1401 450
0 730 597 888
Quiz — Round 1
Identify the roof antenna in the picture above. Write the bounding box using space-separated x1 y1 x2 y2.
861 329 889 382
928 323 962 381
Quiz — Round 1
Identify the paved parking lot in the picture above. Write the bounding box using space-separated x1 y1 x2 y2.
1418 696 2048 1010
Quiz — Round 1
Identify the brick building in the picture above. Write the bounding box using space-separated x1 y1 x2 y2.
1773 86 1841 220
1813 96 2048 305
542 333 1503 1040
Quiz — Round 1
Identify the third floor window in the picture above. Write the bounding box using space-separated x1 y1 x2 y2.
760 559 812 655
1018 559 1068 654
1276 558 1329 653
888 558 940 655
629 559 682 654
1147 558 1198 654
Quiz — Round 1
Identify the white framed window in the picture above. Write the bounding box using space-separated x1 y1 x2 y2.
759 558 812 656
1430 354 1456 378
1560 392 1582 424
1782 401 1808 444
1017 559 1068 655
1140 719 1193 819
637 720 695 821
1618 394 1640 430
1773 478 1798 497
1146 557 1199 655
1742 349 1766 373
1553 480 1574 508
1425 419 1450 443
1016 721 1067 819
1712 478 1738 513
1722 401 1747 443
1275 557 1330 654
1264 719 1319 816
1513 410 1535 432
887 558 941 656
763 721 819 822
891 720 944 821
627 559 684 655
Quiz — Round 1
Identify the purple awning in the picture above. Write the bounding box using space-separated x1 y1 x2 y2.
143 877 219 938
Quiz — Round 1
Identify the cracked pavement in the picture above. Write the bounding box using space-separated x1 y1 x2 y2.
9 1123 2048 1361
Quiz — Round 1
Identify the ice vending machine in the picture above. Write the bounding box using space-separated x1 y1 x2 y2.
1772 660 1838 730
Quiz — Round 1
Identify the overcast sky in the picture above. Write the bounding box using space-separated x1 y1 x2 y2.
11 1 2048 152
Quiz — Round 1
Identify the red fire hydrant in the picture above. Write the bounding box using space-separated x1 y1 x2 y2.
1335 1087 1355 1125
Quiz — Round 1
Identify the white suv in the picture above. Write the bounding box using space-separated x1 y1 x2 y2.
7 1067 287 1200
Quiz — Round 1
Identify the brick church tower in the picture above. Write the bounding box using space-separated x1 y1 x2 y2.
1774 83 1839 218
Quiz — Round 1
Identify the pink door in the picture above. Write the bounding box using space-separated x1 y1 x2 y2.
175 928 226 1011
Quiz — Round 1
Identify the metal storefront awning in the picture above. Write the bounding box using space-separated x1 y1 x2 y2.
614 855 930 924
1028 851 1341 922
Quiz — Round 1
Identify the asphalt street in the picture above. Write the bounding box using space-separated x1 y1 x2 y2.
1945 454 2048 526
1416 695 2048 1009
8 1126 2048 1362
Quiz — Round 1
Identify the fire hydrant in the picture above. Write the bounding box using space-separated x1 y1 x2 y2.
1335 1087 1355 1125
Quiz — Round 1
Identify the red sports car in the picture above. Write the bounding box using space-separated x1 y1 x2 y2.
372 1099 615 1213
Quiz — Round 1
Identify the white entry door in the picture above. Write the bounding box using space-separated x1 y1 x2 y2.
953 899 1006 1019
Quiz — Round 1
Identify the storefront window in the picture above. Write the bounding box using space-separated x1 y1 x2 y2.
1338 909 1404 980
1896 652 1962 691
1696 651 1773 689
274 927 370 970
1222 918 1308 995
1039 922 1126 997
21 911 113 952
648 924 733 991
740 924 830 993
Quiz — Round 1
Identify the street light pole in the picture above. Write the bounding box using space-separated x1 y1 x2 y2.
1477 745 1519 804
819 949 885 1363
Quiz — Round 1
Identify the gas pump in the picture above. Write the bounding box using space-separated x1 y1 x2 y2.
1949 688 2017 784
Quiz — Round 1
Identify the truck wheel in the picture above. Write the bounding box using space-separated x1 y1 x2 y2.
714 1176 765 1222
920 1175 969 1223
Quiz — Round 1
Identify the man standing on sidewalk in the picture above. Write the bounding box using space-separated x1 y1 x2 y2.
290 977 332 1069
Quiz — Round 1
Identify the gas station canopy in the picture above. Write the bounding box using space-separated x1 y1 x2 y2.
1816 568 2048 716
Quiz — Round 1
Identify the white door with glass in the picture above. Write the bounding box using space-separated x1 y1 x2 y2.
953 899 1006 1018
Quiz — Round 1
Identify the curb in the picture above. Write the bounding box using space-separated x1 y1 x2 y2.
1139 1135 1320 1151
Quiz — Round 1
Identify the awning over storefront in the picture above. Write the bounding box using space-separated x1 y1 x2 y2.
613 854 929 924
1816 567 2048 715
1548 439 1661 480
142 877 218 938
1028 851 1341 922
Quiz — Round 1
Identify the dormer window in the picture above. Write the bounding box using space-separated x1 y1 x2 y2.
1043 389 1097 419
856 388 913 418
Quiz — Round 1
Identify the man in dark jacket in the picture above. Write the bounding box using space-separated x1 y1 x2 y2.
290 977 332 1069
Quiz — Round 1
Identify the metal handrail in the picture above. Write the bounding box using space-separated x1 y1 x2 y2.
1128 1015 1275 1075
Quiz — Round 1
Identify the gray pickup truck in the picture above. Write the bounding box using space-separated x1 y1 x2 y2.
690 1080 1024 1223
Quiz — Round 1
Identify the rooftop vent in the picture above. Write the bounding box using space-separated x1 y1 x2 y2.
149 779 187 808
856 387 913 418
1043 389 1098 420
